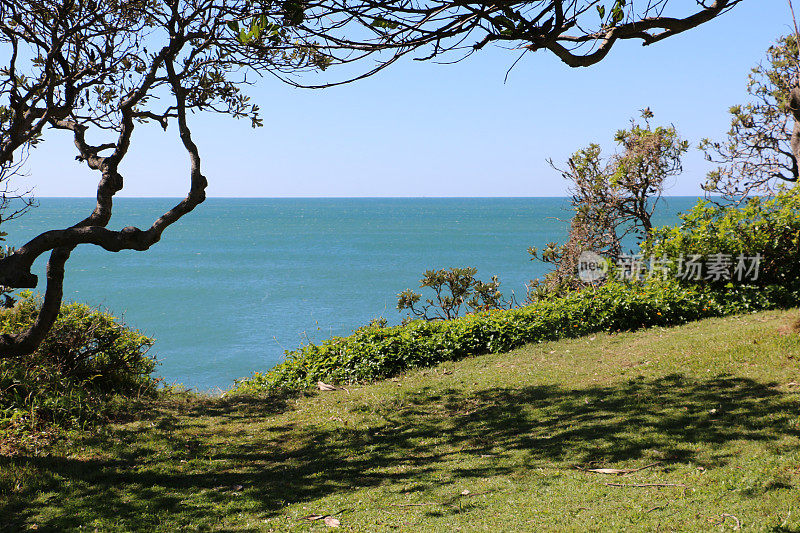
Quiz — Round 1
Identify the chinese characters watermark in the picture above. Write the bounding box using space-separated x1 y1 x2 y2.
577 252 761 283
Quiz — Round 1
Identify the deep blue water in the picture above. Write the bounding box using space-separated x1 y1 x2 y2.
3 197 697 391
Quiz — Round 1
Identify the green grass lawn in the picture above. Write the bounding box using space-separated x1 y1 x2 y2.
2 309 800 531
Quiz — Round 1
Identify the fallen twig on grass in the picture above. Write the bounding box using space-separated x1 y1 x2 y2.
604 483 686 488
646 503 669 513
720 513 741 530
582 462 661 475
387 503 438 507
300 509 349 521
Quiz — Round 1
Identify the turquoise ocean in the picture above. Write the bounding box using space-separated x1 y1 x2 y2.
4 197 698 391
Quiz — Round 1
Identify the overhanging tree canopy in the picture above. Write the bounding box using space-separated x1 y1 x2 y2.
293 0 742 78
0 0 332 354
0 0 745 356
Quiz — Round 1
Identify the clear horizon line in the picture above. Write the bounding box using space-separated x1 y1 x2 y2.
29 195 709 199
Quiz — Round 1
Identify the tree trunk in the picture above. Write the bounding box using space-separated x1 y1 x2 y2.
789 86 800 178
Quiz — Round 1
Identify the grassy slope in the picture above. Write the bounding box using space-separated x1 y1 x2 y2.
2 310 800 532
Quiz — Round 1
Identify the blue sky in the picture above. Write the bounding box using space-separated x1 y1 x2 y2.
23 0 793 197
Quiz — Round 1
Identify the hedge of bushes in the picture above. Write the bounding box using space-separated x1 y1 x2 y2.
642 187 800 287
1 292 157 439
232 278 800 394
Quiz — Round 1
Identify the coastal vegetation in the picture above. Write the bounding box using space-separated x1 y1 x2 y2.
0 293 157 450
396 267 512 321
0 0 747 357
2 309 799 530
234 277 799 394
2 6 800 531
701 33 800 202
643 186 800 288
529 109 688 294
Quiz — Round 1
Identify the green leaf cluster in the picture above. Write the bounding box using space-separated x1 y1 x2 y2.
597 0 628 26
397 267 510 321
370 17 400 30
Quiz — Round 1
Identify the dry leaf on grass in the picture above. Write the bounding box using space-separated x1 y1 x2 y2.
457 489 493 498
324 517 341 528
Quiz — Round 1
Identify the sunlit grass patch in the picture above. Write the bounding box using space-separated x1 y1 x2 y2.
2 309 799 531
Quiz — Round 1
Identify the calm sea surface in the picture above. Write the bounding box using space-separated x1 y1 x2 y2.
4 197 698 391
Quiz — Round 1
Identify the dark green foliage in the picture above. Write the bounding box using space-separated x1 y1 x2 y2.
0 293 157 437
234 278 799 394
397 267 511 321
530 110 687 295
643 186 800 287
282 0 307 26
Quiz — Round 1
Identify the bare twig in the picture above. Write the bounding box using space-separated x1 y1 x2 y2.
646 503 669 513
387 503 438 507
720 513 741 530
604 483 686 488
581 462 661 475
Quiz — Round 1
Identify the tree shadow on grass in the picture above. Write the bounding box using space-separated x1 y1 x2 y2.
1 374 798 531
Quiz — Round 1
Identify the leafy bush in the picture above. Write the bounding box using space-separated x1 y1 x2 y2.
0 292 157 439
397 267 512 321
642 186 800 287
528 110 688 296
233 278 800 395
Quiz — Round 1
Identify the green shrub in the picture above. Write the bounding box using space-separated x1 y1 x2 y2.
0 292 157 438
232 278 800 395
397 266 512 321
642 186 800 287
